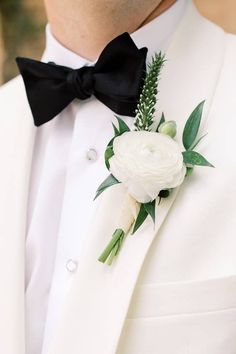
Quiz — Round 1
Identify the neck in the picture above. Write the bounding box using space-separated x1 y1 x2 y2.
194 0 236 34
44 0 177 60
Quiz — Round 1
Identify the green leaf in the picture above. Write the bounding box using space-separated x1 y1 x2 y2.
105 117 130 171
104 146 114 170
182 101 205 150
182 151 214 167
144 200 156 223
107 136 115 149
157 112 166 131
132 204 148 234
112 123 120 136
94 174 120 200
115 116 130 134
189 133 208 151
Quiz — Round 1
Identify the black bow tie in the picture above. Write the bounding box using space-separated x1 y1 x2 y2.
16 32 147 127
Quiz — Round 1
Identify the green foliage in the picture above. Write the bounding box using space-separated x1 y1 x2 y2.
182 101 205 150
105 116 130 170
94 174 120 200
104 146 114 169
0 0 41 39
134 52 166 131
98 229 125 265
114 116 130 135
182 101 214 171
143 200 156 223
189 133 208 150
132 200 156 234
156 112 166 131
182 150 214 167
132 204 148 234
0 0 22 14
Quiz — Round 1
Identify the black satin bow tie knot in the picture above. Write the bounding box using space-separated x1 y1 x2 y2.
66 66 94 99
16 32 148 127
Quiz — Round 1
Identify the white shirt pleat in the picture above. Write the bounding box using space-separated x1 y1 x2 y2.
26 111 74 354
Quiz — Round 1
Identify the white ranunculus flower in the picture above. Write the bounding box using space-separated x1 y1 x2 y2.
109 131 186 203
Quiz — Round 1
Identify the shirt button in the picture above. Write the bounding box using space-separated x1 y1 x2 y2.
86 148 98 161
66 259 78 273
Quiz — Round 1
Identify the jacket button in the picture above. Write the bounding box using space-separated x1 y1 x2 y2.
66 259 78 272
86 148 98 161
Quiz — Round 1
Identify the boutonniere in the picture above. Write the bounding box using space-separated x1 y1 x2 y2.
95 53 214 265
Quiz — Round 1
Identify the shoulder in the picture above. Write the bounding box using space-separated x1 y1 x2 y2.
194 0 236 34
223 35 236 82
0 75 32 122
0 75 26 107
225 34 236 55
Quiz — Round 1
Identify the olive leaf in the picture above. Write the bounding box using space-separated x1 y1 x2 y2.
105 117 130 170
182 150 214 167
104 146 114 169
94 174 120 200
132 204 148 234
132 200 156 234
182 101 205 150
156 112 166 132
112 123 119 136
114 115 131 135
189 133 208 151
144 200 156 223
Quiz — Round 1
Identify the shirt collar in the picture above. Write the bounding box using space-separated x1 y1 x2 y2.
42 0 187 68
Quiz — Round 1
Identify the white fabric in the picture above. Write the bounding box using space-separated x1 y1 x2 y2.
25 1 188 354
1 1 236 354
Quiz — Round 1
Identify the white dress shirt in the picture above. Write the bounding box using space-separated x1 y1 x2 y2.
25 1 187 353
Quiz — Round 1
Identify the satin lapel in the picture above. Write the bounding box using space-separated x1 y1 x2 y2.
49 3 226 354
0 77 35 353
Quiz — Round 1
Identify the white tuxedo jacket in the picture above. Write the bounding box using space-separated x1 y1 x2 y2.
1 2 236 354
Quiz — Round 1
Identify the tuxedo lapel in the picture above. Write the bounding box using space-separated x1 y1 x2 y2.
0 77 35 353
48 185 179 354
158 1 225 132
48 3 226 354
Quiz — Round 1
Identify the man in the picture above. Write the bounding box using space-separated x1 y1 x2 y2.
0 0 236 353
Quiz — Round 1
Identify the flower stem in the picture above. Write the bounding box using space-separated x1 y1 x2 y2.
98 229 125 265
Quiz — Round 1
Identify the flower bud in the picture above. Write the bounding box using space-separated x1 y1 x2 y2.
158 120 177 138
